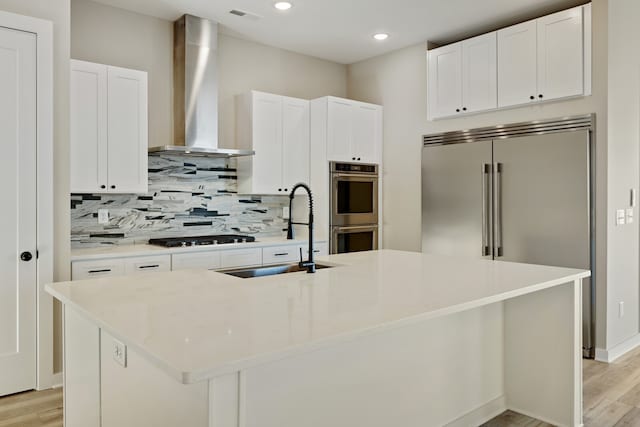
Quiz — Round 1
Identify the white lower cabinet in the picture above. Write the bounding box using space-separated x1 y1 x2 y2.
123 255 171 275
300 242 329 258
172 251 222 271
263 245 301 265
219 248 263 269
72 258 125 280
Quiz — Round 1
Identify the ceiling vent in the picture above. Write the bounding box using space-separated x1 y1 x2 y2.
228 9 261 20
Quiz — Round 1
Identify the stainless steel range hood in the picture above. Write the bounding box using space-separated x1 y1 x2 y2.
149 15 254 158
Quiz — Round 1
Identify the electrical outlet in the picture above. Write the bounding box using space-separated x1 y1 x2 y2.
283 206 290 219
113 339 127 367
619 301 625 318
627 208 634 224
98 209 109 225
616 209 626 226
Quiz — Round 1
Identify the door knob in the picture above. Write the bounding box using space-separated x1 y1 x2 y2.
20 251 33 262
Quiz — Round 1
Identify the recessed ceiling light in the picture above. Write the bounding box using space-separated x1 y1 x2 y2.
274 2 293 11
373 33 389 41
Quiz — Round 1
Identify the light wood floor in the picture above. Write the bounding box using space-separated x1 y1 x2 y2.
487 346 640 426
0 387 62 427
5 349 640 427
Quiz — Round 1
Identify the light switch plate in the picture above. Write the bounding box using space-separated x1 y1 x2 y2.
98 209 109 225
113 338 127 367
627 208 634 224
617 209 626 226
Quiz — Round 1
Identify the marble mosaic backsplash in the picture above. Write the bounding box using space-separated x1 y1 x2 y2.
71 155 289 248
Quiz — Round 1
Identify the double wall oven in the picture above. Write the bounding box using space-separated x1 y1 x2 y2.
330 162 379 254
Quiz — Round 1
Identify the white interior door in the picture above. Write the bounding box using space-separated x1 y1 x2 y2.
0 26 37 397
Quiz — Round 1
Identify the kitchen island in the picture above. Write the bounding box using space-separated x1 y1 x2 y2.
47 250 589 427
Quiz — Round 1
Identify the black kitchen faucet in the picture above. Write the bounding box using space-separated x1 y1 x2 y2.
286 183 316 273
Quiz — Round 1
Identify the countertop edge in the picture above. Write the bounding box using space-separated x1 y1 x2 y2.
47 268 590 385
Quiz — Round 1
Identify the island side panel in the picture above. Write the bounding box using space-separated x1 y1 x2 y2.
238 303 505 427
100 330 209 427
504 280 582 427
64 306 101 427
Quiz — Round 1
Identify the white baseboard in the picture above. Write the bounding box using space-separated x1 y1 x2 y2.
508 405 577 427
595 333 640 363
445 396 507 427
50 372 63 389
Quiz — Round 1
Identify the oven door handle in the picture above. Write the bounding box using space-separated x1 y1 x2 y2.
332 225 379 232
331 173 379 180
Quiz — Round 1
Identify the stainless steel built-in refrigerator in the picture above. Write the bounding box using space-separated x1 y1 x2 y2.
422 115 594 358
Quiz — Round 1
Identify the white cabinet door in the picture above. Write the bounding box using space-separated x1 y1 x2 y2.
262 245 300 265
0 26 37 397
252 92 283 194
123 255 171 275
352 104 380 164
427 43 462 119
497 21 537 108
70 60 108 193
326 99 353 162
72 259 126 281
537 6 584 101
107 66 148 193
462 33 497 113
172 251 222 271
282 96 310 191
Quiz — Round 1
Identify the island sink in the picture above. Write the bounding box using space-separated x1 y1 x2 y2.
221 263 333 279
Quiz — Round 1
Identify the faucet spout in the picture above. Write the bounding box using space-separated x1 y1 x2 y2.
287 183 315 273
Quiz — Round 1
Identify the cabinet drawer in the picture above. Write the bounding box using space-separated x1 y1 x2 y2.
263 245 300 265
220 248 262 269
300 242 329 257
72 259 125 281
123 255 171 274
172 252 222 271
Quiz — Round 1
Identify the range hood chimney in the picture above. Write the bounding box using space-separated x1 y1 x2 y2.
149 14 254 158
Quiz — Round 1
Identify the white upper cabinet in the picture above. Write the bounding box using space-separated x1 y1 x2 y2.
428 33 497 119
462 33 498 113
537 7 584 101
70 61 108 193
322 97 382 164
427 43 462 119
497 21 538 108
282 96 311 189
70 60 148 194
236 91 310 195
429 3 590 118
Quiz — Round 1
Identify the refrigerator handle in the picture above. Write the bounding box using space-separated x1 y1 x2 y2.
494 162 503 257
482 164 491 257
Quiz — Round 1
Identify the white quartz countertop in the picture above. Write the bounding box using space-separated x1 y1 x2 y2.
47 250 589 384
70 236 319 261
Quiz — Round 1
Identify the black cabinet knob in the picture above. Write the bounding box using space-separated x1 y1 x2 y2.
20 251 33 262
530 96 535 100
284 188 288 192
538 94 544 99
110 185 116 189
352 157 356 161
101 185 106 189
357 158 361 161
462 107 467 111
278 188 282 192
456 109 460 113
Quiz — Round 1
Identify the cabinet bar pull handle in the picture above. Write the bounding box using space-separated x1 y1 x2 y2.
88 269 111 274
138 264 160 269
274 253 289 256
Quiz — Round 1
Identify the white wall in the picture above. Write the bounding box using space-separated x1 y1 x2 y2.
605 0 640 351
347 0 610 349
71 0 173 147
70 0 348 149
0 0 71 374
